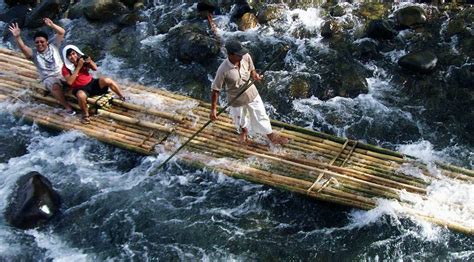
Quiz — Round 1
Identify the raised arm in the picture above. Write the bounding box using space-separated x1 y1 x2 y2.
84 57 98 71
8 23 33 59
43 18 65 45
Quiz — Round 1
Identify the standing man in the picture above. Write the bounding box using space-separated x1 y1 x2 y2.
210 39 288 145
8 18 74 114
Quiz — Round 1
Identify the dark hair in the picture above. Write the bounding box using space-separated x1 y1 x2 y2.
66 48 75 57
33 31 48 41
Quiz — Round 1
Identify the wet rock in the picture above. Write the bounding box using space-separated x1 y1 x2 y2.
82 0 128 22
197 0 217 13
0 5 30 26
329 5 345 17
149 9 182 34
65 18 115 59
355 39 379 60
119 0 142 10
117 10 143 26
231 0 252 19
4 0 36 7
107 26 143 57
366 19 397 40
446 18 465 37
4 171 61 229
166 23 220 64
24 0 66 28
321 19 341 38
289 78 310 99
398 50 437 73
257 4 286 24
396 6 427 28
318 56 369 99
238 12 258 31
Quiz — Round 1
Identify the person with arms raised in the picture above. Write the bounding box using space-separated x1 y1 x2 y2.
8 18 75 114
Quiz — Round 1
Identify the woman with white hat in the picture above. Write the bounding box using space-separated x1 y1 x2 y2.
61 44 126 124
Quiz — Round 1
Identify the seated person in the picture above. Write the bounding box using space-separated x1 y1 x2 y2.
61 45 126 124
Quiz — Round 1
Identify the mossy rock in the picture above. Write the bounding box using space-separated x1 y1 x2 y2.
330 5 345 17
238 12 258 31
289 78 310 99
357 3 390 20
257 4 287 24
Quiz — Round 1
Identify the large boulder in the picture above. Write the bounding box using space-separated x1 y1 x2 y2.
4 0 36 7
0 5 30 26
230 0 252 19
24 0 66 28
82 0 128 22
398 50 437 73
4 172 61 229
320 19 341 38
165 23 220 64
366 19 397 40
318 57 369 99
257 4 286 24
396 6 427 28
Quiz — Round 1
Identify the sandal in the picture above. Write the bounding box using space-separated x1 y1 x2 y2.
81 115 91 124
66 109 76 116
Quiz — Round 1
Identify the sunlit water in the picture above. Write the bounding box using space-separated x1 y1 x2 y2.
1 1 473 260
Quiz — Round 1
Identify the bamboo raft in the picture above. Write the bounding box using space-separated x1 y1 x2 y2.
1 47 473 234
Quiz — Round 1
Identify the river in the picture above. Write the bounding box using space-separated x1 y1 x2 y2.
0 1 473 260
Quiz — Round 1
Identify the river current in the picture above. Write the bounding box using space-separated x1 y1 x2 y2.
0 1 473 260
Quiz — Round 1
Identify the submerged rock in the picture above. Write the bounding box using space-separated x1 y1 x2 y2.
398 50 438 73
4 172 61 229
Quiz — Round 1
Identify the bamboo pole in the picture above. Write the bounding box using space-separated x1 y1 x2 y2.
173 124 428 194
174 129 425 195
17 108 155 154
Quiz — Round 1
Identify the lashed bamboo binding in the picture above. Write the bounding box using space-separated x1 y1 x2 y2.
0 47 472 234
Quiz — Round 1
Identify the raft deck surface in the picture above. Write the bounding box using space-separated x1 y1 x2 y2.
0 47 473 234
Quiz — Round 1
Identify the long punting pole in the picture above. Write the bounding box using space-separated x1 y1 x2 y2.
149 47 288 175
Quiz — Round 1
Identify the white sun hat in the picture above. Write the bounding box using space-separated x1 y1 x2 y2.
62 44 84 72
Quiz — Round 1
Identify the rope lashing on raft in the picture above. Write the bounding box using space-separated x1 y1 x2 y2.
307 139 356 194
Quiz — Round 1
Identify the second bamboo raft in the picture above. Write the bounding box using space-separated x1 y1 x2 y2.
0 47 473 235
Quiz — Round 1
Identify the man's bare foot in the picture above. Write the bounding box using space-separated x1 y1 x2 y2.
267 133 289 145
239 131 248 144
